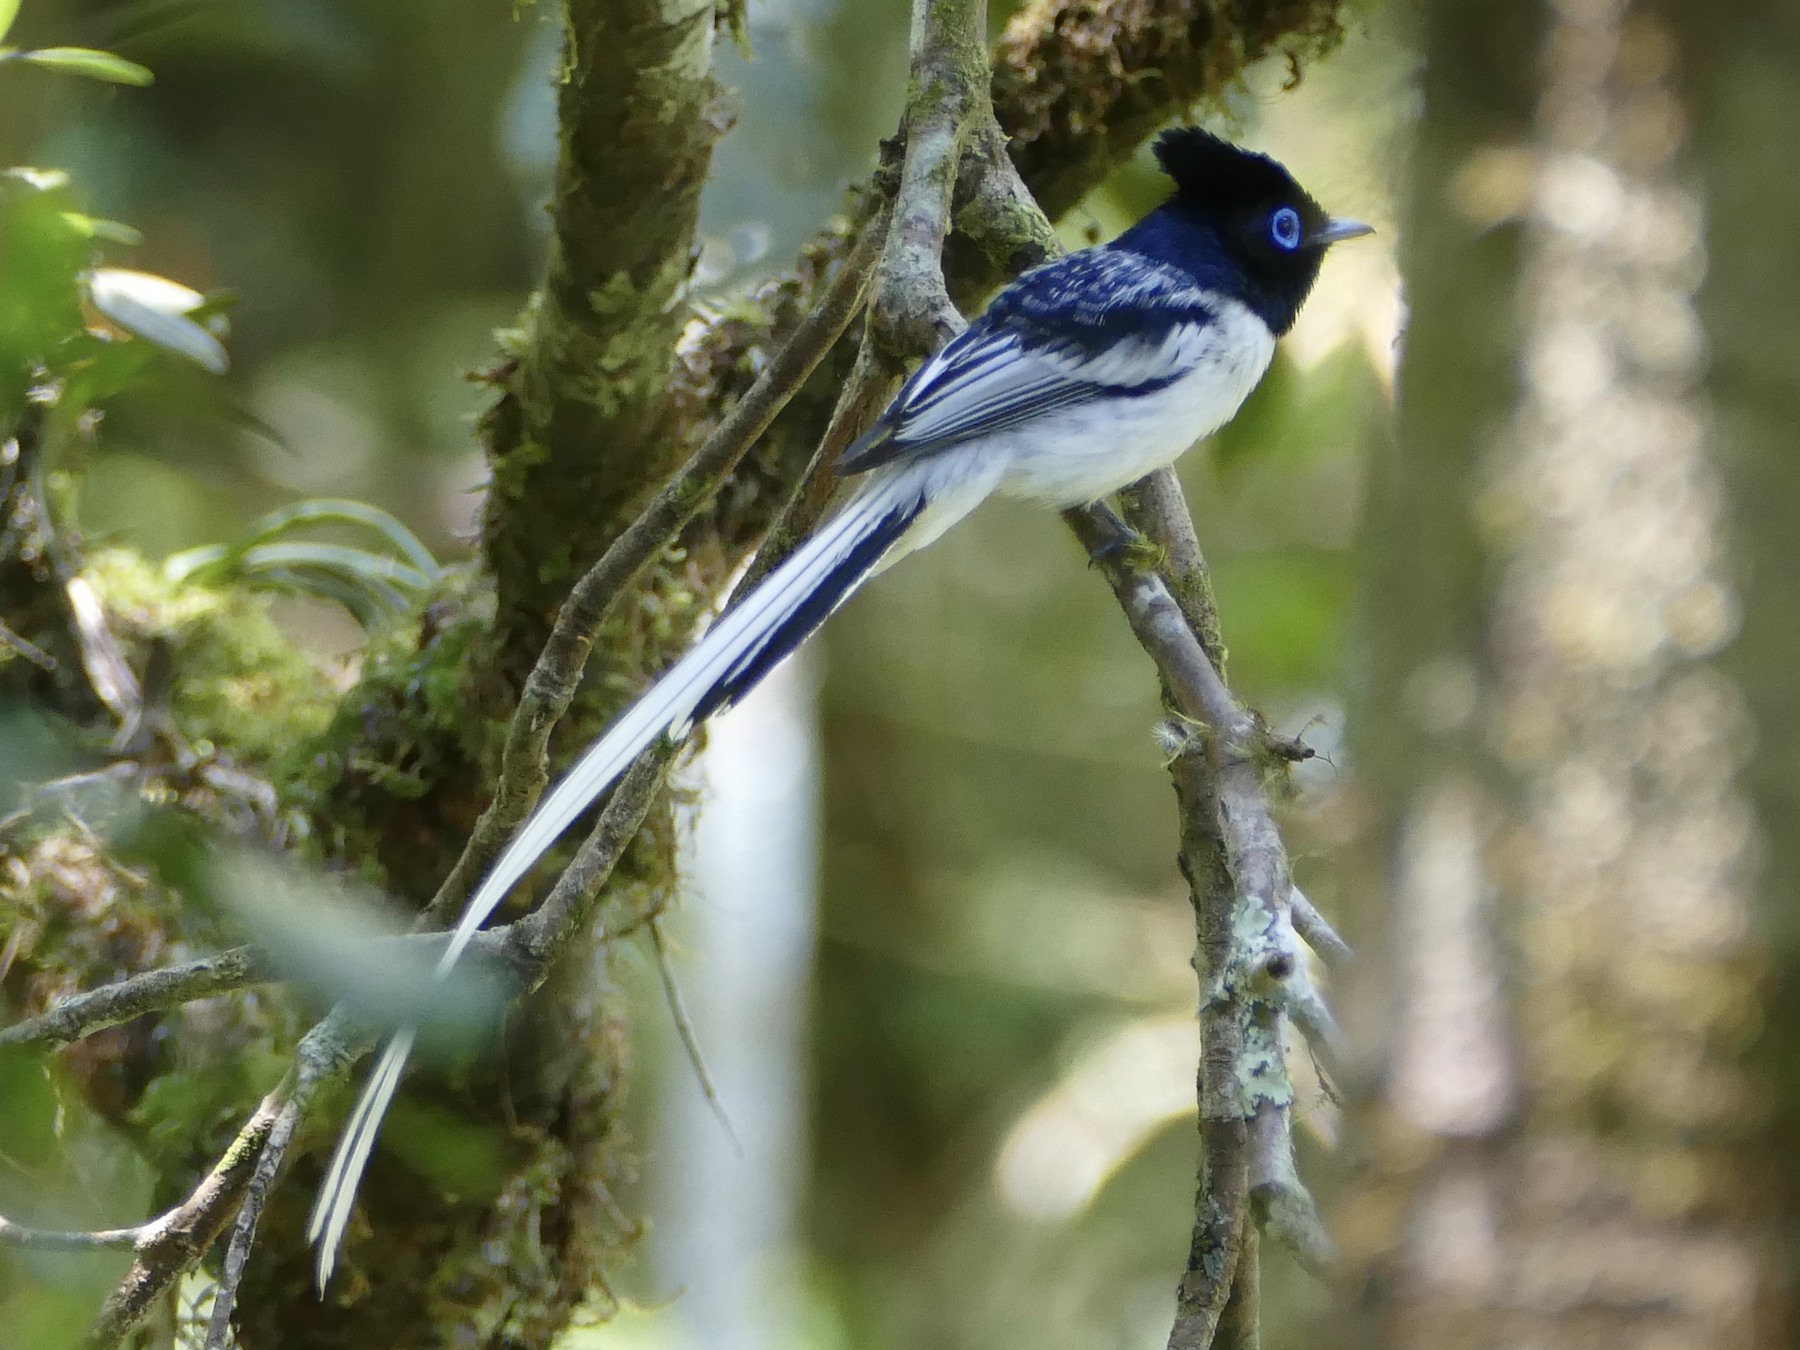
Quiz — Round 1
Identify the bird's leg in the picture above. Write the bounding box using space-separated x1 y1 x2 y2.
1084 500 1143 561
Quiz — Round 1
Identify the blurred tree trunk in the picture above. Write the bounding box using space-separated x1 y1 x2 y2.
1340 0 1790 1344
1688 0 1800 1330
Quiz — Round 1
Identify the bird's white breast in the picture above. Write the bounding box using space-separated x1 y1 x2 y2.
990 298 1276 508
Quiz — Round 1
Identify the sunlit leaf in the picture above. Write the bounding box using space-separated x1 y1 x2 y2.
0 0 21 46
2 166 70 191
60 212 143 245
84 267 228 374
13 46 154 85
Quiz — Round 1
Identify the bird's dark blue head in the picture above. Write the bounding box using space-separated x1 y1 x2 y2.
1112 128 1370 336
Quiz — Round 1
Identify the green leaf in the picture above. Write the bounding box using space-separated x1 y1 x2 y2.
60 211 144 245
14 46 154 85
0 171 91 405
0 0 21 46
236 497 439 575
84 267 228 374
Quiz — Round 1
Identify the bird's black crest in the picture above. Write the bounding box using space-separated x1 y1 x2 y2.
1151 127 1323 221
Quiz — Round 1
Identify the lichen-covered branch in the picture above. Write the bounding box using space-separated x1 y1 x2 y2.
0 943 270 1050
1065 491 1336 1346
82 1088 286 1350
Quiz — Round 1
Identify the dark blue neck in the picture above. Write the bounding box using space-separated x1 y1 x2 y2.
1110 206 1306 336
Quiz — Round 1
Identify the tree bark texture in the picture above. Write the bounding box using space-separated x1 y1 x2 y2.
1340 0 1775 1345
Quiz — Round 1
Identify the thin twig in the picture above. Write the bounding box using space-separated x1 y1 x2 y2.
1290 887 1353 968
1120 470 1226 669
739 336 902 590
203 1043 334 1350
1246 1099 1334 1273
0 619 56 671
0 1215 161 1251
648 917 740 1154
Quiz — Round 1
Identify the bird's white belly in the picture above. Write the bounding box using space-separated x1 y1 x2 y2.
990 305 1276 507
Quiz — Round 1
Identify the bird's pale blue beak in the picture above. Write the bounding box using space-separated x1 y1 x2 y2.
1315 217 1375 245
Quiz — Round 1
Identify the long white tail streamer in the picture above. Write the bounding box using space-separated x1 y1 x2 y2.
307 462 989 1286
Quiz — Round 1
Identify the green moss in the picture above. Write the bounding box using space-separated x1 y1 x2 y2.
85 549 334 776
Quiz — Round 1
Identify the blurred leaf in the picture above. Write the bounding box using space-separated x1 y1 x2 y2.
205 848 507 1055
8 46 155 85
228 497 439 574
130 1047 289 1172
166 497 440 627
0 1048 56 1167
0 710 77 819
0 172 90 412
59 212 143 246
84 268 228 374
0 0 19 45
1210 548 1354 692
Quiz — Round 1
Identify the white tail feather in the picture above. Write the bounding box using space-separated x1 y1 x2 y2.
309 466 956 1288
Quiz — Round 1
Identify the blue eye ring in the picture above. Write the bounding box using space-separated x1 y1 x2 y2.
1270 206 1302 251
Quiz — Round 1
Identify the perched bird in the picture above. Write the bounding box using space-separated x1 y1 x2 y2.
309 127 1370 1283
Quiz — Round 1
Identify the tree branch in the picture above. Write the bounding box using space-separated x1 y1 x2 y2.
83 1088 286 1350
0 944 271 1050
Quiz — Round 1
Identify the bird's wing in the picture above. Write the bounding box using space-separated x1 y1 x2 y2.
838 249 1218 475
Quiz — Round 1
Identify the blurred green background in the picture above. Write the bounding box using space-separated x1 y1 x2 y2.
0 1 1410 1346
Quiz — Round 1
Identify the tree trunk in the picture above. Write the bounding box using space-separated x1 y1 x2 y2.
1341 0 1782 1344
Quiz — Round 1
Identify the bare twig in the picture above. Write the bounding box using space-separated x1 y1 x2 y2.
741 338 902 589
1290 887 1353 968
647 917 740 1153
0 1215 163 1252
0 945 272 1050
1120 471 1226 668
0 619 56 670
1247 1099 1333 1273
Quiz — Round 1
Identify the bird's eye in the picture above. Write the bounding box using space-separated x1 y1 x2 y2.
1269 206 1302 251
